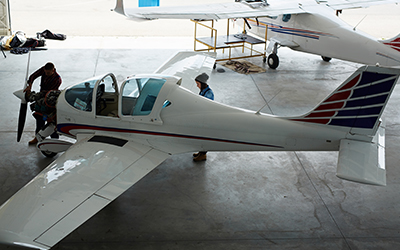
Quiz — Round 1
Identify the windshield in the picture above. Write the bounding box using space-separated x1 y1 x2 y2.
121 77 166 116
65 80 96 111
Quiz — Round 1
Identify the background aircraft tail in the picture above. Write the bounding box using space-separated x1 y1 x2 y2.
290 65 400 138
379 33 400 52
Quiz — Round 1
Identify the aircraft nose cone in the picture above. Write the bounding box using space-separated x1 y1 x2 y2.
13 89 26 103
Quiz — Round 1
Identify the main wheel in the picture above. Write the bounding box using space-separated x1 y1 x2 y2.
267 53 279 69
321 56 332 62
41 150 57 158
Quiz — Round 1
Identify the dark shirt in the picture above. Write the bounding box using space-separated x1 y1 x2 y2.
28 66 62 92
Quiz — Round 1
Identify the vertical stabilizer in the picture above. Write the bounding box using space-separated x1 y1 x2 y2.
380 33 400 52
290 66 400 138
114 0 125 15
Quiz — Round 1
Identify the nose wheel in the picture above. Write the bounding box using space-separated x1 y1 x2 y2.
321 56 332 62
267 53 279 69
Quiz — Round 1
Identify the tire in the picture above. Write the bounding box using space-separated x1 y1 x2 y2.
267 53 279 69
41 150 57 158
321 56 332 62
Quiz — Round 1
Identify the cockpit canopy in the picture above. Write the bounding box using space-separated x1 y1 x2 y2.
65 74 117 112
63 73 177 124
121 77 166 116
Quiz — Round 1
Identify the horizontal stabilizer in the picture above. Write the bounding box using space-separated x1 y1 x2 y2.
337 122 386 186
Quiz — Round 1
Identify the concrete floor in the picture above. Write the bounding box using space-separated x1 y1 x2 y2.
2 1 400 250
2 36 400 250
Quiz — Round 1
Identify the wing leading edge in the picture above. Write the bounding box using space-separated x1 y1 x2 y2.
114 0 307 20
0 135 169 249
114 0 399 21
155 51 216 92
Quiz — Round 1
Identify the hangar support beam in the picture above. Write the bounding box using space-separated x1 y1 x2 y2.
0 0 11 36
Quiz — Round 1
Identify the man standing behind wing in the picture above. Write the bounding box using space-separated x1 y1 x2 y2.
193 72 214 162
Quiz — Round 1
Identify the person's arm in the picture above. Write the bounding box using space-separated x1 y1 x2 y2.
24 67 44 92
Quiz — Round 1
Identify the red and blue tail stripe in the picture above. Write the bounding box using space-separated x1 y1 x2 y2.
291 66 399 130
383 37 400 52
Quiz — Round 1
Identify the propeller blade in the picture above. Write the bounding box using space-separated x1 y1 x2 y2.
16 48 31 142
17 103 28 142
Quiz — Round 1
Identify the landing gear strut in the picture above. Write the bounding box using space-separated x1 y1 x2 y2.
266 42 280 69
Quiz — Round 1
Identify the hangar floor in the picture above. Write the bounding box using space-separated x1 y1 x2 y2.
2 1 400 250
2 36 400 250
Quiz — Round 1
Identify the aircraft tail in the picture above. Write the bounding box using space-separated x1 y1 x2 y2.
379 33 400 52
291 65 400 138
114 0 160 14
138 0 160 7
113 0 125 15
290 65 400 186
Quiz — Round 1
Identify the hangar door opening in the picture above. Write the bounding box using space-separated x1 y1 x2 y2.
0 0 11 36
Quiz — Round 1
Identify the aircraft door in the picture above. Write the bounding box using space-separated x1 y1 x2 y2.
120 77 166 118
95 74 119 117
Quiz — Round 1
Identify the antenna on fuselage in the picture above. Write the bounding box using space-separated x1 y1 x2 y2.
353 15 367 31
255 102 270 115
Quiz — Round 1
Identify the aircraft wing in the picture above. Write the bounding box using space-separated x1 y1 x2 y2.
114 0 399 21
324 0 399 10
155 51 216 92
114 0 307 20
0 134 169 250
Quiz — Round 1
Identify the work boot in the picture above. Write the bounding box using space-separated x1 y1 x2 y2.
28 137 38 145
193 153 207 162
193 152 200 157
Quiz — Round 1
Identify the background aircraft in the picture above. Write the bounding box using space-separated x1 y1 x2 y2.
1 51 400 249
114 0 400 69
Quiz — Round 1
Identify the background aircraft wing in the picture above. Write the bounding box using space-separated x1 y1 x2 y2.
155 51 216 92
324 0 399 10
115 0 307 20
0 134 169 250
115 0 399 21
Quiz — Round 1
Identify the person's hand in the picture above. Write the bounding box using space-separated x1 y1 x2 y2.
23 84 31 93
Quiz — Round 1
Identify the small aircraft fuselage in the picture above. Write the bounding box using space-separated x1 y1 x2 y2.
245 6 400 66
57 73 347 155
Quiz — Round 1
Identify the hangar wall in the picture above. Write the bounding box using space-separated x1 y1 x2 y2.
0 0 11 36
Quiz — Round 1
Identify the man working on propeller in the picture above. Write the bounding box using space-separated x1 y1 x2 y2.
23 62 62 145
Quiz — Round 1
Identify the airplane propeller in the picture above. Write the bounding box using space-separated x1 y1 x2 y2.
14 48 31 142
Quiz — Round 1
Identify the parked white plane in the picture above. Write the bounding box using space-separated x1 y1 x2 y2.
1 51 400 249
114 0 400 69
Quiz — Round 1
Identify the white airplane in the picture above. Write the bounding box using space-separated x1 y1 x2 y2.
113 0 400 69
1 51 400 249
